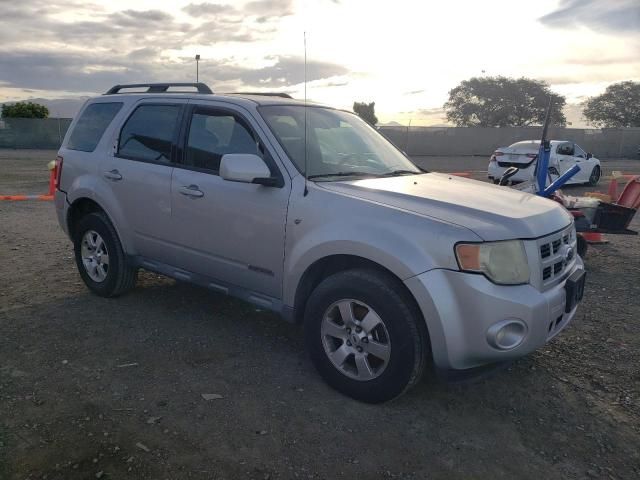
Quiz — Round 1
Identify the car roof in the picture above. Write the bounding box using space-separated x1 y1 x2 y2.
506 140 572 146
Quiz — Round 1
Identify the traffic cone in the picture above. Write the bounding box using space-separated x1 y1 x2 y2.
581 232 608 244
607 178 618 203
47 160 57 196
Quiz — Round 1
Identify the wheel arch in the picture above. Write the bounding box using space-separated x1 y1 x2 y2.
67 197 105 237
292 254 427 332
66 196 131 254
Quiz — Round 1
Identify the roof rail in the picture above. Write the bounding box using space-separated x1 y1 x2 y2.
227 92 293 99
105 83 213 95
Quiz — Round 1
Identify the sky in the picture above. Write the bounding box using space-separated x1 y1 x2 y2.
0 0 638 126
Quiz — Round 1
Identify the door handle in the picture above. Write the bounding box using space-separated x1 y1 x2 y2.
103 169 122 181
179 185 204 198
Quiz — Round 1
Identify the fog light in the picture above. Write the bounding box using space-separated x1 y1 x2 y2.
487 320 527 350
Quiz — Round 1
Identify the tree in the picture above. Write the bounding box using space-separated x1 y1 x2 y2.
1 101 49 119
353 101 378 126
444 76 566 127
583 81 640 128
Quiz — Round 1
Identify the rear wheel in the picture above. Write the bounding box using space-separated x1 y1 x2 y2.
587 165 601 186
73 212 137 297
304 269 428 403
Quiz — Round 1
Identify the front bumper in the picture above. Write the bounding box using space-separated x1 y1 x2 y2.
404 256 584 371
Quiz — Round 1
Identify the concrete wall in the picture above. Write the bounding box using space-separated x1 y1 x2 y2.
379 126 640 158
1 117 639 158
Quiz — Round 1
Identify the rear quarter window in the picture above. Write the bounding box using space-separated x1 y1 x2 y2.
67 102 123 152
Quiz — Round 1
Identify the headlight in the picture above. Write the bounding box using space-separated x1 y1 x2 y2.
455 240 530 285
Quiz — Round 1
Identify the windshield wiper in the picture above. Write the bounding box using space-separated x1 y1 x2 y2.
380 169 421 177
307 171 381 180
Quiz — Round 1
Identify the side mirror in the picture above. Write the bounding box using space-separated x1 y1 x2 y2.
220 153 277 186
586 152 593 159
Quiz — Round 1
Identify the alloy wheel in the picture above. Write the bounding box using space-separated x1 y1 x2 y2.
80 230 110 282
321 299 391 381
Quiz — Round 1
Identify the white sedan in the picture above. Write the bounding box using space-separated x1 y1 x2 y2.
487 140 602 186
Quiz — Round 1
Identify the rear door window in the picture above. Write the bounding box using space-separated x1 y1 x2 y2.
67 102 123 152
118 104 181 163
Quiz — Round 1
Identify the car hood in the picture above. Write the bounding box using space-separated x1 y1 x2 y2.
317 172 572 241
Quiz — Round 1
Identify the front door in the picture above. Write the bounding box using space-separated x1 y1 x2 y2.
169 104 290 299
570 143 590 183
554 141 576 177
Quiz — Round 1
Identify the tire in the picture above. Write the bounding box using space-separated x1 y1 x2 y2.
304 269 428 403
587 165 601 186
73 211 137 297
577 234 588 258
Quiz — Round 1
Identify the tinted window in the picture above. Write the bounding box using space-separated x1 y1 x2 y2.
67 102 123 152
556 142 574 155
118 105 180 162
185 110 259 172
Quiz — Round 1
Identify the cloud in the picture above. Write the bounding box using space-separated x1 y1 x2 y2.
237 56 348 87
0 0 349 95
182 2 235 17
0 48 348 96
245 0 295 16
564 53 639 66
539 0 640 32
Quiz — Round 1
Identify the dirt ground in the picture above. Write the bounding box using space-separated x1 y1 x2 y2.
1 151 639 479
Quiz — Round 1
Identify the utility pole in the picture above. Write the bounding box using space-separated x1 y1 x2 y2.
195 54 200 82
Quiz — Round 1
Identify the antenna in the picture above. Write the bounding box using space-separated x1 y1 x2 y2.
303 31 309 197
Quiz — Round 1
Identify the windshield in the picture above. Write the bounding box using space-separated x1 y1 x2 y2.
260 105 420 180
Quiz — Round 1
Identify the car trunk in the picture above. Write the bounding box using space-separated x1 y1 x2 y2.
496 147 538 168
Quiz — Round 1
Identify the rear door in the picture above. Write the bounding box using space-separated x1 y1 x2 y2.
168 103 290 299
100 100 184 262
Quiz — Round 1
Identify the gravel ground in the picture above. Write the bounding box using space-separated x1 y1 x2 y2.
1 150 639 479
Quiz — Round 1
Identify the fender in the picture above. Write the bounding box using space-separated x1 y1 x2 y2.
66 173 136 255
282 209 477 307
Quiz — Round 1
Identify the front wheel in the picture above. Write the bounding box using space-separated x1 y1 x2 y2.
587 165 601 186
304 269 428 403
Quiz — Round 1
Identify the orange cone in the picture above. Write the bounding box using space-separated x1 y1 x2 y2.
607 178 618 203
47 160 58 196
581 232 608 244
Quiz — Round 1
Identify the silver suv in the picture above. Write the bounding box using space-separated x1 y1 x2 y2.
54 82 586 403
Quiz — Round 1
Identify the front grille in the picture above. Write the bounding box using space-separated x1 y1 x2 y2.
537 225 577 288
541 244 550 258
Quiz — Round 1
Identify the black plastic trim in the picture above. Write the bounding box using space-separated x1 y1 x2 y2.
106 83 213 95
129 255 285 315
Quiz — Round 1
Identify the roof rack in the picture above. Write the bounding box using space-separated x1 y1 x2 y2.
105 83 213 95
227 92 293 99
